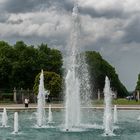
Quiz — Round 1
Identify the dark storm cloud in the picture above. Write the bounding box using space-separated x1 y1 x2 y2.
2 32 68 53
0 14 9 23
53 0 74 12
2 0 126 19
2 0 52 13
122 15 140 43
7 19 23 24
2 0 74 13
79 6 125 19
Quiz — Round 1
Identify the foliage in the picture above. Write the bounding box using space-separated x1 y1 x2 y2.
0 40 128 98
93 98 140 105
0 41 63 90
33 71 62 97
85 51 128 97
135 74 140 91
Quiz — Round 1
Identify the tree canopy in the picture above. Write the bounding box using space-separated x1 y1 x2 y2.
85 51 128 97
33 71 62 98
0 41 63 90
0 40 128 98
136 73 140 91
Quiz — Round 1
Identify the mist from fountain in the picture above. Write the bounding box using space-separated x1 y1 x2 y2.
14 112 18 133
103 76 113 136
48 105 53 123
2 108 8 127
37 70 46 127
113 105 118 123
65 70 80 130
65 3 81 131
64 2 91 131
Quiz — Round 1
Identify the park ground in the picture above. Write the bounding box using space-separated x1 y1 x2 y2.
0 98 140 110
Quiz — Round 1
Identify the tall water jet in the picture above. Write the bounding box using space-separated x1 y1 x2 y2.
14 112 18 133
48 105 53 123
103 76 113 135
37 70 46 127
137 115 140 121
65 70 81 130
113 105 118 123
2 108 8 127
65 3 81 131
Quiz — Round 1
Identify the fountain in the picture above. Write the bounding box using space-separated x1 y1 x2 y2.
48 105 53 123
36 69 46 127
14 112 18 133
103 76 113 136
65 70 81 131
2 108 8 127
113 105 118 123
137 111 140 121
64 2 91 131
64 3 81 131
0 1 140 140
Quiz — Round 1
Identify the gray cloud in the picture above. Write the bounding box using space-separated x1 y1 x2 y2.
122 15 140 43
2 0 126 19
79 6 125 19
7 19 23 24
2 0 49 13
0 13 9 23
2 0 74 13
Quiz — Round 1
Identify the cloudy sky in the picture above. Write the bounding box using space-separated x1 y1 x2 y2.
0 0 140 91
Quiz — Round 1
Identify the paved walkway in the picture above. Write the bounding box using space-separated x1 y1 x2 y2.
0 103 63 111
0 104 140 110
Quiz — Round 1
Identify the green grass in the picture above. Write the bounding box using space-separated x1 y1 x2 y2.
0 101 14 104
93 98 140 105
0 98 140 105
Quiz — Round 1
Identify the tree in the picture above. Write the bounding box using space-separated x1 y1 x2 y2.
85 51 128 97
11 43 39 89
136 74 140 91
37 44 63 75
0 41 15 89
0 41 63 90
33 71 62 98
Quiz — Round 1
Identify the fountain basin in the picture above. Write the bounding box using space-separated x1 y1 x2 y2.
0 110 140 140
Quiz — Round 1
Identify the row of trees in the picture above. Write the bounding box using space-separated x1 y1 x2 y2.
0 40 128 98
85 51 128 97
0 41 63 90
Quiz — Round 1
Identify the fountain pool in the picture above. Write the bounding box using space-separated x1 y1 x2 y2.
0 109 140 140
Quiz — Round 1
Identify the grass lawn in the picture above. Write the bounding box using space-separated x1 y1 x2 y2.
0 100 14 104
0 98 140 105
93 98 140 105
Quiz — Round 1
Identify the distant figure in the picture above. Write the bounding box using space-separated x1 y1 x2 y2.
136 95 138 102
47 96 51 103
24 98 29 107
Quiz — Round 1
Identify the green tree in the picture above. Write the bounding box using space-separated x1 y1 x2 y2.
136 74 140 91
11 42 39 89
33 71 62 98
0 41 63 90
37 44 63 75
85 51 128 97
0 41 15 89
